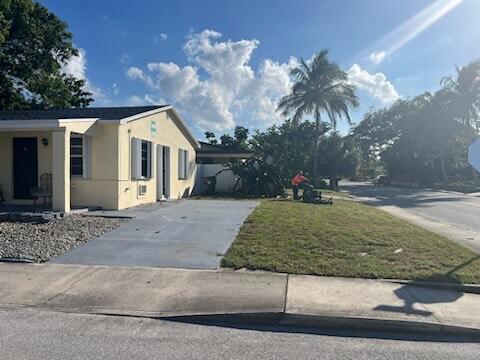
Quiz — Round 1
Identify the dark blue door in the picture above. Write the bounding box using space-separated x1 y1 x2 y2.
13 137 38 199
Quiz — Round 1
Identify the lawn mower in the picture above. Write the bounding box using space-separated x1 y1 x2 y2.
301 183 333 204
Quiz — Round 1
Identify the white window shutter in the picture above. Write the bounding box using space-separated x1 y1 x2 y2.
178 149 183 179
184 150 189 178
146 141 152 178
131 138 141 179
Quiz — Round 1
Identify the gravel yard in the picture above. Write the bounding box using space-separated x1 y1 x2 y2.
0 215 128 262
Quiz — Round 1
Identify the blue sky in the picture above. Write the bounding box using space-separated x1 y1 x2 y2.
43 0 480 138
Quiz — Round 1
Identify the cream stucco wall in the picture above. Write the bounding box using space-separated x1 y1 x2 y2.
0 131 52 203
117 110 197 210
0 109 197 210
69 123 119 209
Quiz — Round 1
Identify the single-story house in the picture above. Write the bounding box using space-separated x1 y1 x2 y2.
194 141 253 194
0 105 198 212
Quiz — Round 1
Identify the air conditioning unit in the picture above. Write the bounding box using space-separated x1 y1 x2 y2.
138 184 147 196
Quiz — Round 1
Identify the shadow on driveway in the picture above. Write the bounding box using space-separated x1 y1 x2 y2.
342 183 466 209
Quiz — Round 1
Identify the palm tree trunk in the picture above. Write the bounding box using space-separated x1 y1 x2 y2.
313 116 320 187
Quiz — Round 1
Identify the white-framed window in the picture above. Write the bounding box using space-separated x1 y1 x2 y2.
178 149 189 180
70 134 90 177
131 138 152 179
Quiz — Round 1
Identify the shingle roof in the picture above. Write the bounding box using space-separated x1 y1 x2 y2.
198 141 252 154
0 105 168 121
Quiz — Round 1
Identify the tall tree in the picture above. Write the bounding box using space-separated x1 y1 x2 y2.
233 126 249 149
440 59 480 183
0 0 92 110
352 91 474 185
441 59 480 131
251 119 328 185
277 49 359 186
204 131 217 144
218 126 250 149
317 133 360 188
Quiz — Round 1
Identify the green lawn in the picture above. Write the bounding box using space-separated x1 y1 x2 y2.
222 199 480 284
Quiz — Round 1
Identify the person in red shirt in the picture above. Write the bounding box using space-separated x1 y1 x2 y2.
291 171 309 200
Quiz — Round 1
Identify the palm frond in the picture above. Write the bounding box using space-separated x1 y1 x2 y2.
277 48 359 129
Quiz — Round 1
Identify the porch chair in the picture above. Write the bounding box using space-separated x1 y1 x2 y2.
30 173 53 207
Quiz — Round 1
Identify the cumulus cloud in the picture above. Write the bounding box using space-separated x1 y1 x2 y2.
241 57 298 124
112 83 119 96
126 29 294 130
347 64 399 104
120 54 132 64
369 51 386 64
127 30 400 130
62 48 106 103
154 33 168 42
127 94 155 106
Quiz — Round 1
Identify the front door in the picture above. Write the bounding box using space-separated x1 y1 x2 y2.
156 145 170 200
13 137 38 199
162 146 170 198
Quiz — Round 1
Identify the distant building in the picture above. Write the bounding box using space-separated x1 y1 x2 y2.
196 141 253 164
194 142 253 194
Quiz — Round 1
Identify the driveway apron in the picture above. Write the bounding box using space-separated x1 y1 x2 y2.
51 200 258 269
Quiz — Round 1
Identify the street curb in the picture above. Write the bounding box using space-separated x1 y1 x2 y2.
1 263 479 337
279 313 480 338
161 312 480 339
388 280 480 295
30 304 480 339
154 313 480 341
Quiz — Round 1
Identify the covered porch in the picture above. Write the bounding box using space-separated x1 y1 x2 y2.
0 119 97 213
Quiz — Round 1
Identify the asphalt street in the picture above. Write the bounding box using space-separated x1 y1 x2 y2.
0 308 479 360
341 181 480 252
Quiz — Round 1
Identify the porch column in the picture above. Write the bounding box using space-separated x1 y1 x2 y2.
52 130 70 212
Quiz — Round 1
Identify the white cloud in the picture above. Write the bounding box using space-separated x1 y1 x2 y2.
62 49 87 80
100 16 117 25
127 94 154 106
347 64 399 104
61 48 106 103
369 51 386 64
127 29 294 130
120 54 132 64
112 83 119 96
242 57 298 124
154 33 168 42
126 66 156 88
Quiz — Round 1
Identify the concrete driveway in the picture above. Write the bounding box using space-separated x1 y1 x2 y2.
51 200 259 269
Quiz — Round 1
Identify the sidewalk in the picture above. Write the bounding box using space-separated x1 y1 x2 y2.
0 263 479 335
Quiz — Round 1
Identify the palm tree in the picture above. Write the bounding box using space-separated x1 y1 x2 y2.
277 49 359 186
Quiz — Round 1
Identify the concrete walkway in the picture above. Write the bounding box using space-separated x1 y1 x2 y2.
1 263 479 335
51 200 259 269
